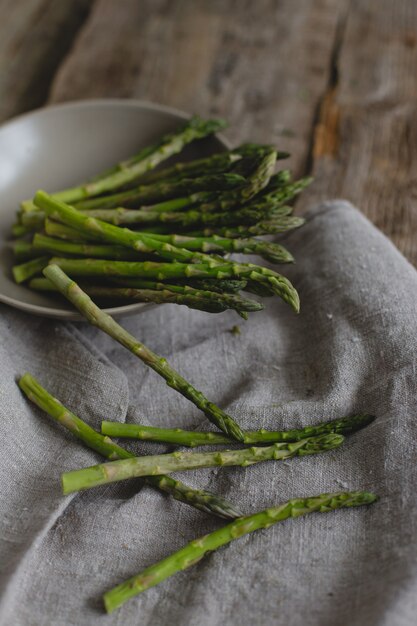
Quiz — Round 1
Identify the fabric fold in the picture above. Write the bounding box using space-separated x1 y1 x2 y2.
0 201 416 625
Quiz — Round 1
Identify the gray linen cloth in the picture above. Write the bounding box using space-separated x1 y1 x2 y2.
0 201 415 626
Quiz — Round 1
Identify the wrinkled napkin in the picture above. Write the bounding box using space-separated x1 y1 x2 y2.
0 201 416 626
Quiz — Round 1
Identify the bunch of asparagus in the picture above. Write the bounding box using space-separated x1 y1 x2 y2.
10 116 310 317
13 116 377 614
15 265 377 613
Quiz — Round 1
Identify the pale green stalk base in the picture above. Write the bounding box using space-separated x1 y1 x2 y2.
12 256 50 283
103 490 378 613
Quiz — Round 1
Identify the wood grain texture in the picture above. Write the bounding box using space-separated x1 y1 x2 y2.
49 0 347 178
5 0 415 263
298 0 417 264
0 0 92 123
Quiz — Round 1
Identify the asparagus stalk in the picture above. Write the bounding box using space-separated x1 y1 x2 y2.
21 117 227 211
18 373 241 519
73 173 246 211
104 208 296 237
62 433 344 494
140 233 294 264
45 219 94 242
103 490 377 613
33 233 154 261
44 265 245 441
183 278 247 293
108 277 248 295
126 201 292 237
75 199 295 229
12 256 50 284
30 278 263 316
191 216 305 238
78 286 261 317
101 413 375 446
134 151 243 184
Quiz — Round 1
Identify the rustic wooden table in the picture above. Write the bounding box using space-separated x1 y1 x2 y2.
1 0 416 262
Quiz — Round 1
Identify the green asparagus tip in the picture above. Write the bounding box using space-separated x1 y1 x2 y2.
299 432 344 454
190 115 228 133
345 491 379 506
339 413 376 435
102 489 377 613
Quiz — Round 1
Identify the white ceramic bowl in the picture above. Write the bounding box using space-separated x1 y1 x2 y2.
0 100 227 319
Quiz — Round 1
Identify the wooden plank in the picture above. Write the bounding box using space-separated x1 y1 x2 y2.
298 0 417 264
0 0 93 124
49 0 347 178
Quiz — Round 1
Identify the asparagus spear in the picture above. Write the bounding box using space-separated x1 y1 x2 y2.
22 116 227 211
12 256 50 284
103 490 377 613
45 210 303 245
192 216 305 238
18 373 241 519
30 278 263 317
74 199 295 229
101 413 375 446
184 278 247 293
109 277 248 295
133 151 243 184
104 209 296 237
73 173 246 211
45 219 94 242
138 233 294 264
62 433 344 494
44 265 245 441
32 233 154 261
77 286 261 317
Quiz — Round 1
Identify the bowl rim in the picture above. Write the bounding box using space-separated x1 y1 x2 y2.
0 98 230 320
